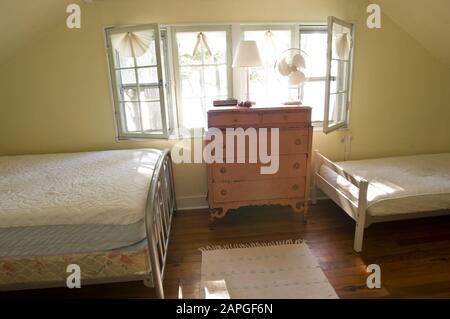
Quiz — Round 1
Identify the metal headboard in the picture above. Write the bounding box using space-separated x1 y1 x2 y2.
144 149 176 299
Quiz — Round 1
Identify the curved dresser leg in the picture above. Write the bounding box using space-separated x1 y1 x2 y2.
209 208 228 222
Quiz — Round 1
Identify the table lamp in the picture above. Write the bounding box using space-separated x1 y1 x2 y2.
232 40 263 106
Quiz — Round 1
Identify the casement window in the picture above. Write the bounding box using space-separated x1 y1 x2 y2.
323 17 354 133
105 19 353 139
299 25 328 126
241 25 298 105
171 26 232 130
105 24 172 139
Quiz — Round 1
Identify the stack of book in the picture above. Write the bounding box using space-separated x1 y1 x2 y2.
213 99 238 107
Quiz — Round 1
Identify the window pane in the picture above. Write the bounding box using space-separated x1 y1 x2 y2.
244 29 293 104
177 31 227 66
118 69 136 85
300 32 327 77
177 32 203 66
302 81 325 122
123 102 142 132
121 87 139 101
115 53 135 68
108 26 169 138
141 102 163 132
112 29 157 68
136 44 157 66
180 66 202 98
175 28 230 129
202 32 227 65
330 60 348 93
180 98 205 129
140 87 160 101
204 65 228 97
138 67 158 84
332 23 352 61
327 92 347 126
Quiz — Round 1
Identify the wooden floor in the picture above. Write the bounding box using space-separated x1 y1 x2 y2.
4 200 450 299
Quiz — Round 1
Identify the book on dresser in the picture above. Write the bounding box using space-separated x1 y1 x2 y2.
206 105 313 221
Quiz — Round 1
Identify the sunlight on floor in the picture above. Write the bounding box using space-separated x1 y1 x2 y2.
178 284 183 299
204 280 230 299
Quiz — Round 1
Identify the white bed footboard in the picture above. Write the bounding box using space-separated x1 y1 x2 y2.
312 150 369 252
145 149 177 298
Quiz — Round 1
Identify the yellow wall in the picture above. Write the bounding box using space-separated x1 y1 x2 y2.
1 0 449 198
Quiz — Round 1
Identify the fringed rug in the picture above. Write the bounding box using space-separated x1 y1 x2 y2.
200 240 338 299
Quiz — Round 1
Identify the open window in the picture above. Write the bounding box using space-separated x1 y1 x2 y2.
323 17 354 134
105 24 169 139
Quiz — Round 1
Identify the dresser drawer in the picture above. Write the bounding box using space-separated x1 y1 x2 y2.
211 128 311 160
262 111 309 125
212 154 307 182
213 178 306 203
278 129 310 154
208 112 260 128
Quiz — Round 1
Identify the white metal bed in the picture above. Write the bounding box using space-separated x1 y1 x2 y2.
312 150 450 252
144 149 177 298
0 149 176 299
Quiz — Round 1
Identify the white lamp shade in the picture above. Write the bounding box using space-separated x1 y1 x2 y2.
232 40 263 68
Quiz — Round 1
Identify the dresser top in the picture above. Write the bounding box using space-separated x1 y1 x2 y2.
208 105 311 113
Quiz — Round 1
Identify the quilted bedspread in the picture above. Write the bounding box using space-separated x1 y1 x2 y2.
0 149 162 227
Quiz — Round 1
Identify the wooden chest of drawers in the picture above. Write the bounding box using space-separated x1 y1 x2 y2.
206 106 313 220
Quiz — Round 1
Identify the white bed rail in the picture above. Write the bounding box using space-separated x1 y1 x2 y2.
145 149 176 298
312 150 368 252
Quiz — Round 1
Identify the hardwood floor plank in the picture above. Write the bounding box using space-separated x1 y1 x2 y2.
2 200 450 299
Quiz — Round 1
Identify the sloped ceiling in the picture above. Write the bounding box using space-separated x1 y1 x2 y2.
0 0 83 64
377 0 450 68
0 0 449 68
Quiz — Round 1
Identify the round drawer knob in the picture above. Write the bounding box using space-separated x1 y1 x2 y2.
221 189 228 196
220 167 227 174
293 162 300 169
233 118 238 123
294 139 302 146
292 184 299 191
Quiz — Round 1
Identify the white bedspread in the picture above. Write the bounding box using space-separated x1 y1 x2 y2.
319 153 450 216
0 149 162 228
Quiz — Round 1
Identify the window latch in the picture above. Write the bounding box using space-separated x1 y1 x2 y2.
158 79 164 88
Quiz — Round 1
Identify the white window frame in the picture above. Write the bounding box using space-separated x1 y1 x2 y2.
239 24 299 104
170 25 233 131
105 24 170 140
299 24 328 127
323 16 355 134
104 21 355 140
240 24 298 44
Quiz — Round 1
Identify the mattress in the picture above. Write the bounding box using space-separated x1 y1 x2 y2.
318 153 450 217
0 240 150 289
0 149 162 257
0 222 146 257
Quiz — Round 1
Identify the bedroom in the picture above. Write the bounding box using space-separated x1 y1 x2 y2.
1 0 450 303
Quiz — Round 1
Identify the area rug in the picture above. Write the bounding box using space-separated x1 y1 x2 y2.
200 240 338 299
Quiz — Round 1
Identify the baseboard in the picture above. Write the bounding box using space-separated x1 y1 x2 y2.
176 195 208 211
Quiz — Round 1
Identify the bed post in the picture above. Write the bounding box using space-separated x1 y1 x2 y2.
144 150 176 299
354 179 369 253
311 150 321 205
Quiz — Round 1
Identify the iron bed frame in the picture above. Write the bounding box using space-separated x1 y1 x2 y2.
0 149 176 299
144 149 177 298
